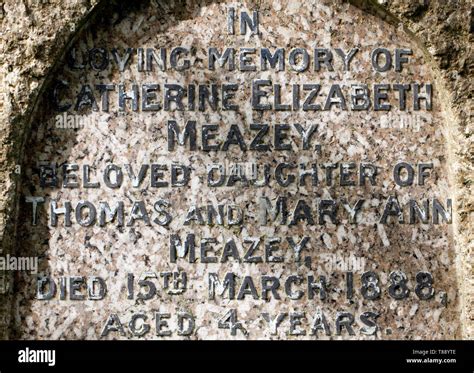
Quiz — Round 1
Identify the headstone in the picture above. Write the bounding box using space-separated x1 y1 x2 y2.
14 0 458 339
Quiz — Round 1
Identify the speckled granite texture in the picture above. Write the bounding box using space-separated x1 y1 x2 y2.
0 0 472 339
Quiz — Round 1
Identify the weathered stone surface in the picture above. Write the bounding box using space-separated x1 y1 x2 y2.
0 0 103 339
0 0 472 339
367 0 473 339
